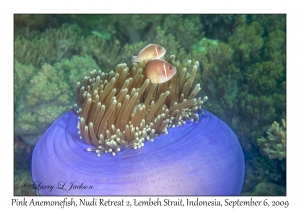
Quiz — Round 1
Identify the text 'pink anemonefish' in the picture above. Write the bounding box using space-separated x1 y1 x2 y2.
131 44 166 63
145 59 177 84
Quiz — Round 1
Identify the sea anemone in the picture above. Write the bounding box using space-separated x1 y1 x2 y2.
75 56 205 155
31 55 245 195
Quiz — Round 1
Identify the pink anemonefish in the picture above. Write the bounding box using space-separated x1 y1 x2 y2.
145 59 177 84
131 44 166 63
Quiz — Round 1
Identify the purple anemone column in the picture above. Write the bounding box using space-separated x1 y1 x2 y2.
32 109 245 195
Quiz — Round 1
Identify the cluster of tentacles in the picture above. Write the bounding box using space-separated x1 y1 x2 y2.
74 55 207 156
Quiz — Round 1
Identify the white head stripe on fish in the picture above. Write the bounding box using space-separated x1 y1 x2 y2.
155 46 159 56
163 63 167 78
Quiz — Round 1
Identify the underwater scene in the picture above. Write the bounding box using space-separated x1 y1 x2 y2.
14 14 286 196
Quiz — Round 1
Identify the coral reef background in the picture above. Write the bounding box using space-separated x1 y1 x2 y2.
14 14 286 195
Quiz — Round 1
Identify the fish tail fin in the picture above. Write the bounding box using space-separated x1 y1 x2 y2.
131 55 136 63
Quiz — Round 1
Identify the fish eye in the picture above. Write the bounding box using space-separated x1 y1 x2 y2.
168 65 173 70
157 46 162 50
